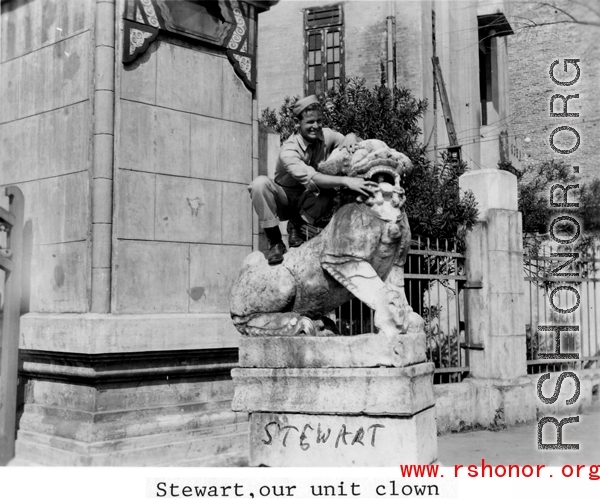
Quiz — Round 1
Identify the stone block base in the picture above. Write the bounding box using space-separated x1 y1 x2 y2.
14 410 248 466
13 313 246 466
249 409 437 466
14 360 247 466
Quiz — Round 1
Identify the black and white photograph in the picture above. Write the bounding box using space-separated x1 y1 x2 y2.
0 0 599 496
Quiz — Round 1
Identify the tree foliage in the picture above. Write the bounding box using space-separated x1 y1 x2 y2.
259 78 479 245
499 159 599 257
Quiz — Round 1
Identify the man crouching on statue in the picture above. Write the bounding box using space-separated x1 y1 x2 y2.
248 95 378 265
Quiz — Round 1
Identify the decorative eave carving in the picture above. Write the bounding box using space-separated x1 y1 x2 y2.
122 0 264 91
123 19 159 64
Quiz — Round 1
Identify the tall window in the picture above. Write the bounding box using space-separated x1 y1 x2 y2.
477 14 514 126
305 5 344 95
478 34 494 126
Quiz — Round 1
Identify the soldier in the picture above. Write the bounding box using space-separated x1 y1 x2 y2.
249 95 377 265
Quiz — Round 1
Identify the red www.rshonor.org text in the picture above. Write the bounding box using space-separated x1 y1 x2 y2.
398 461 600 479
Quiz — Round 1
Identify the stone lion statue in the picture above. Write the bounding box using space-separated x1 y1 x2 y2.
230 139 422 341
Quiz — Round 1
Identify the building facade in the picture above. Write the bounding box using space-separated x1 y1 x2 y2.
257 0 519 170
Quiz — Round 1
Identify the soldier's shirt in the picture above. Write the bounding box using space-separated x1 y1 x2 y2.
274 127 345 194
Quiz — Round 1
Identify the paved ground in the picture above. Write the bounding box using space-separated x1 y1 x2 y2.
438 407 600 466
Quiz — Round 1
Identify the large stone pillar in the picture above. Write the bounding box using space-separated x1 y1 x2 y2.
2 0 275 466
232 333 437 466
459 169 536 426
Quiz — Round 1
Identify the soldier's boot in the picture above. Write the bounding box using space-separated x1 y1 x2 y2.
287 220 305 248
264 226 287 266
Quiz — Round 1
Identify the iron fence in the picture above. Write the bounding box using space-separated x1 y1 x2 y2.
334 236 469 384
524 247 599 374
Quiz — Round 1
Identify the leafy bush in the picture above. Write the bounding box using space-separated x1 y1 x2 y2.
580 179 600 233
499 159 599 258
259 78 478 244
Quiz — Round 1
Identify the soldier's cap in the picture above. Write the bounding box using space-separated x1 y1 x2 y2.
293 95 320 118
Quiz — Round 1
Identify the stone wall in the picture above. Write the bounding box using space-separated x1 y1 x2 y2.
0 0 259 319
114 39 255 315
1 0 93 313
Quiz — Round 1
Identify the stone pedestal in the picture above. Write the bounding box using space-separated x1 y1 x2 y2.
232 334 437 466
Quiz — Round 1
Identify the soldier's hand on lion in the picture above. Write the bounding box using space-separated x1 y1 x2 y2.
342 177 379 197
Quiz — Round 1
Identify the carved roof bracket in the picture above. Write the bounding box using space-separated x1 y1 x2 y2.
122 0 261 91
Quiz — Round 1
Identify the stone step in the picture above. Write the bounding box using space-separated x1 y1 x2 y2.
17 409 248 449
14 425 249 466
